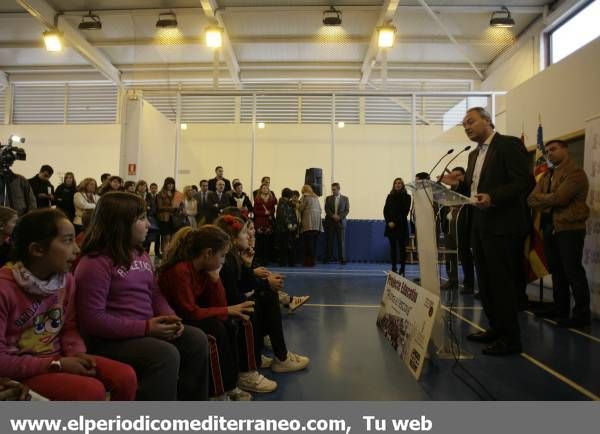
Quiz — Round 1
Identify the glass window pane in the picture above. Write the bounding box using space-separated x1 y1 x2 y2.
551 0 600 64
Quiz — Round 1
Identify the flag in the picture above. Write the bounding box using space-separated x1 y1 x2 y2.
524 117 550 283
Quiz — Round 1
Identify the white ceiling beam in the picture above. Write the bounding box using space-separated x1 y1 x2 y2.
15 0 121 86
360 0 400 87
199 0 241 89
0 35 501 49
415 0 484 80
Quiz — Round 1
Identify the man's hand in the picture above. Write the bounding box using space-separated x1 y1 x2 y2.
253 267 271 279
439 173 459 187
267 274 285 292
473 193 492 209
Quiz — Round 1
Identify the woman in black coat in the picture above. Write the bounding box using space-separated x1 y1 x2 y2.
383 177 412 275
54 172 77 221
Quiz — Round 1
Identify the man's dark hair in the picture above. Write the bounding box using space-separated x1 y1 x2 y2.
546 139 568 148
331 182 340 189
215 166 223 172
451 167 466 175
261 176 270 183
415 172 430 181
40 165 54 176
100 173 111 183
292 190 300 197
200 179 208 185
281 188 293 199
150 183 158 188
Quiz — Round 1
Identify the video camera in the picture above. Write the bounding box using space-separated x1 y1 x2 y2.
0 135 26 175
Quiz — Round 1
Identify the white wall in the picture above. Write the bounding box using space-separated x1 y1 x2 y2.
506 36 600 142
0 124 120 183
139 101 176 185
178 123 471 219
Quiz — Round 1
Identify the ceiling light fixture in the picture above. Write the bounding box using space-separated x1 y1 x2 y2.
205 26 223 48
338 121 345 128
377 24 396 48
43 29 63 52
257 122 265 129
78 11 102 30
490 7 515 28
323 6 342 26
156 11 178 29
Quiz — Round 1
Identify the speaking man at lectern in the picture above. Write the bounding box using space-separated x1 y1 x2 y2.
441 107 534 356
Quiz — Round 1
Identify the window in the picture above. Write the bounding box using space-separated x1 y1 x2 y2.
549 0 600 64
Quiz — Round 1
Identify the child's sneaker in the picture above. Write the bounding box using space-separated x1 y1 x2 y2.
226 387 253 401
278 291 291 307
271 352 310 373
261 354 273 368
238 371 277 393
288 295 310 312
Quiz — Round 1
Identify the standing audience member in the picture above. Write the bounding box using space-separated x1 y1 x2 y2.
0 209 137 401
0 207 17 267
275 188 298 267
195 180 218 225
253 184 277 266
441 107 534 356
208 166 231 192
28 165 54 208
383 178 412 275
157 177 179 255
0 169 36 217
229 181 253 216
183 186 198 229
253 177 278 203
324 183 349 264
54 172 77 221
136 181 160 258
528 140 591 328
123 181 136 193
98 176 122 195
208 180 230 219
299 185 323 267
75 192 210 400
73 178 99 235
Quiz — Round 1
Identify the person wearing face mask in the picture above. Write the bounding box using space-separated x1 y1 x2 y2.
527 140 591 329
440 107 534 356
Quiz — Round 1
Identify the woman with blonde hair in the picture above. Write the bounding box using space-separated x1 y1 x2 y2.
299 184 323 267
183 186 198 229
73 178 99 234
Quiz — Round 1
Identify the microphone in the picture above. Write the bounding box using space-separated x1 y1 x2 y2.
437 145 472 182
428 148 454 179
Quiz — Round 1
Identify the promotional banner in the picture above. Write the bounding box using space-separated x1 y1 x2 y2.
583 113 600 319
376 272 440 380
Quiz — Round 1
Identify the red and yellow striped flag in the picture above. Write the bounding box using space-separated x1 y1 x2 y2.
524 120 550 282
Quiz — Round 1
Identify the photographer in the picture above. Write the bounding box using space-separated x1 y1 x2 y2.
0 136 36 216
28 164 55 208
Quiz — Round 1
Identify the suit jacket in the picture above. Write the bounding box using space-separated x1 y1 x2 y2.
208 177 231 193
460 133 534 236
195 190 220 223
324 194 350 228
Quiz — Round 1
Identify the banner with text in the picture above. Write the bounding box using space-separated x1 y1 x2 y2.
376 272 440 380
584 113 600 319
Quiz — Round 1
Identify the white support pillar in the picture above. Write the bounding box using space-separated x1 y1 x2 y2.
119 90 143 181
331 94 336 185
251 94 256 191
411 94 417 180
175 92 182 183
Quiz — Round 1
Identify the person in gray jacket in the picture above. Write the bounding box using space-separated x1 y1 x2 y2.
0 171 37 216
299 184 323 267
324 182 349 264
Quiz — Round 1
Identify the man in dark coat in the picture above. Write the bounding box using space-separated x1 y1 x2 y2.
442 107 534 356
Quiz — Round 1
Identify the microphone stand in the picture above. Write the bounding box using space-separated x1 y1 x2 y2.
437 146 472 183
427 149 454 180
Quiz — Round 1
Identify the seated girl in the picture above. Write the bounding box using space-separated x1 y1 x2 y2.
74 192 209 401
0 208 137 400
158 226 277 398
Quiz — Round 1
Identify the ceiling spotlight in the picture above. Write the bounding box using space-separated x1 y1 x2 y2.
180 123 188 130
205 26 223 48
323 6 342 26
156 11 178 29
490 7 515 28
43 30 63 52
78 11 102 30
337 121 345 128
377 24 396 48
257 122 265 129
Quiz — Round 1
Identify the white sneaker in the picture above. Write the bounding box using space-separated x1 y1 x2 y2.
261 354 273 368
226 387 253 401
271 352 310 373
278 291 291 307
288 295 310 312
238 371 277 393
263 336 272 350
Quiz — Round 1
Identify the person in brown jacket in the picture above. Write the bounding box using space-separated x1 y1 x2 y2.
528 139 591 328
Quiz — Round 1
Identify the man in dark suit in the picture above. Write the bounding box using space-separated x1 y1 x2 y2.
442 107 534 356
206 179 230 222
324 182 350 264
208 166 231 192
195 179 218 224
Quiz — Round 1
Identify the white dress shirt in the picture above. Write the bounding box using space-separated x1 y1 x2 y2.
470 131 496 198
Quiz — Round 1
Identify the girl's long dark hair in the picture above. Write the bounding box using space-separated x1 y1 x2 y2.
12 209 68 266
81 192 147 268
158 225 230 275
